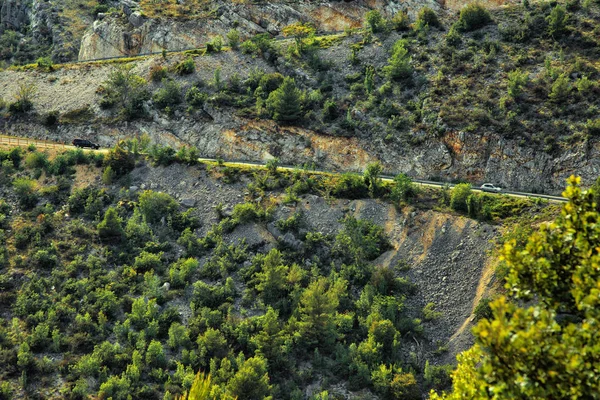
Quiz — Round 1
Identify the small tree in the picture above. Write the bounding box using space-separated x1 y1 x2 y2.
549 73 571 103
282 22 316 54
365 10 385 33
416 7 441 28
383 40 412 81
226 29 240 49
99 65 149 119
455 3 492 32
364 162 383 197
507 69 529 99
391 173 416 204
450 183 472 212
546 5 568 38
9 82 36 113
266 77 302 122
98 207 124 240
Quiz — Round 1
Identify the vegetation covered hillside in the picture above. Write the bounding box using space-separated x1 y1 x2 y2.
0 141 548 398
1 0 600 192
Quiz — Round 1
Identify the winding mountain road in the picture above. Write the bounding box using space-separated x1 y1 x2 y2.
0 134 567 203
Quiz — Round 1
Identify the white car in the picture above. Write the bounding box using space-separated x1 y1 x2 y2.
480 183 502 193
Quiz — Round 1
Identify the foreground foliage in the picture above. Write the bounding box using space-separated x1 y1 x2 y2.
432 176 600 398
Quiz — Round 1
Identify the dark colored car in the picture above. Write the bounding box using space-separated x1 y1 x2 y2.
72 138 100 149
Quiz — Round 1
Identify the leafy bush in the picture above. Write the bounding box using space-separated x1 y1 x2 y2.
455 3 492 32
391 11 410 31
549 73 571 103
450 183 472 212
331 173 369 199
365 10 386 33
97 207 124 241
149 64 168 82
153 79 182 109
185 86 207 107
507 69 529 99
546 5 568 38
391 174 417 203
206 36 223 53
227 29 241 49
9 83 36 113
266 77 302 122
174 57 195 75
103 143 135 177
99 65 150 119
231 202 271 223
416 7 440 28
473 297 492 321
383 40 412 81
138 190 179 224
12 178 38 208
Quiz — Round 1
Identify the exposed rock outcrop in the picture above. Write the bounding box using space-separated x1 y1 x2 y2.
78 0 443 61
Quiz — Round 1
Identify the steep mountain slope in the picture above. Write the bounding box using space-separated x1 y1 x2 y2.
1 0 600 193
0 143 526 398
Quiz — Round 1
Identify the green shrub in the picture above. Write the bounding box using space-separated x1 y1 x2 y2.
169 258 199 288
549 73 571 103
507 69 529 99
423 360 453 390
546 5 568 38
416 7 440 28
149 64 168 82
585 119 600 136
102 166 116 185
148 144 176 166
332 173 369 199
365 10 386 33
9 83 36 113
153 79 182 109
423 302 443 321
391 174 417 203
146 340 167 368
266 77 302 122
185 86 207 107
473 297 492 321
24 151 49 170
323 98 338 120
383 40 412 81
36 57 53 71
455 3 492 32
12 178 38 208
206 36 223 53
391 11 410 31
99 66 149 119
139 190 179 224
98 207 124 241
231 202 271 223
175 57 195 75
43 110 59 126
227 29 241 49
450 183 472 212
103 143 135 177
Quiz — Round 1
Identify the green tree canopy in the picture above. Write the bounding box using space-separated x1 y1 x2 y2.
266 77 302 122
431 176 600 399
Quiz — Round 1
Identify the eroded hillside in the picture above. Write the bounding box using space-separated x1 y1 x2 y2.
0 141 541 398
2 0 600 193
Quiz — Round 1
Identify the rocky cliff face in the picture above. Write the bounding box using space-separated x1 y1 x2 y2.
78 0 442 60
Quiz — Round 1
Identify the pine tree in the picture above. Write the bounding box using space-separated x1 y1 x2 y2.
98 207 124 241
266 77 302 122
